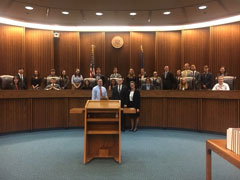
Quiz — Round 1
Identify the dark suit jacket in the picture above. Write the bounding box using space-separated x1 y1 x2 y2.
126 89 140 109
16 74 27 89
141 84 154 90
111 85 128 107
161 72 175 90
201 72 213 89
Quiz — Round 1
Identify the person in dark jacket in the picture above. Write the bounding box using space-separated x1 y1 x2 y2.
111 78 128 131
161 66 175 90
125 81 140 132
201 65 213 89
16 67 27 89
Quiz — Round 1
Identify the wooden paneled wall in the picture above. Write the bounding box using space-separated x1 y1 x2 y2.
1 90 240 134
1 22 240 87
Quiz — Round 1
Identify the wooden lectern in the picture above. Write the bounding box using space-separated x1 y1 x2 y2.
84 100 121 164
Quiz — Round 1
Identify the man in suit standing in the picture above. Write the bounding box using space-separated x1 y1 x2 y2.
17 67 27 89
191 64 201 90
201 65 213 89
161 66 175 90
111 78 128 131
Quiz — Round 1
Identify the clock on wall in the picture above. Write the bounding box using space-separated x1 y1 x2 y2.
111 36 124 48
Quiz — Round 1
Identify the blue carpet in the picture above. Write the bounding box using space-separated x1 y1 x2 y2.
0 129 239 180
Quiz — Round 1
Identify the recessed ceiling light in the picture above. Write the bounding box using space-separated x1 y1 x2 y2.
198 5 207 10
96 12 103 16
62 11 69 15
130 12 137 16
25 6 34 10
163 11 171 15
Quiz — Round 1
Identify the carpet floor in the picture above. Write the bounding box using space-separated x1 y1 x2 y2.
0 129 239 180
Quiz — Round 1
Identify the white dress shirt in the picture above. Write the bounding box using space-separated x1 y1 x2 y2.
212 83 230 91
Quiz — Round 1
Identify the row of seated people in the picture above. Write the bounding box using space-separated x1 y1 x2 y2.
0 64 236 90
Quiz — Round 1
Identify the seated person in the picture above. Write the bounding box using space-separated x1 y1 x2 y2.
178 77 189 91
71 68 83 90
44 78 61 90
81 79 92 90
181 63 193 77
212 76 230 91
108 79 117 91
60 70 69 89
151 71 163 90
141 77 154 90
217 66 229 77
17 67 27 89
93 67 105 86
11 76 22 90
110 67 122 78
31 70 42 90
92 79 108 100
46 69 59 86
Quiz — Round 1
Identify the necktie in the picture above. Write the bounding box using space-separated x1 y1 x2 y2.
118 85 121 93
99 86 102 99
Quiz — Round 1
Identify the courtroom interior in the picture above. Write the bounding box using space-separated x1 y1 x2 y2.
0 0 240 180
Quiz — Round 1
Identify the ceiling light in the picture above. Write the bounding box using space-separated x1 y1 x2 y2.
130 12 137 16
25 6 34 10
96 12 103 16
62 11 69 15
1 15 240 31
163 11 171 15
198 5 207 10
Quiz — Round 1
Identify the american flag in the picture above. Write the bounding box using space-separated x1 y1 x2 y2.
140 45 144 68
90 45 95 78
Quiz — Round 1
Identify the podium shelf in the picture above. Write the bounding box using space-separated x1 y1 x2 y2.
87 118 119 122
87 130 119 135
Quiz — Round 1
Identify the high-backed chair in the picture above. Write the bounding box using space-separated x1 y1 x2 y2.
223 76 236 90
0 75 14 89
44 76 60 86
183 77 194 90
84 78 97 87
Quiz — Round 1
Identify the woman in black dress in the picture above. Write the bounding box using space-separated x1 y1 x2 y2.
31 70 42 90
125 81 140 132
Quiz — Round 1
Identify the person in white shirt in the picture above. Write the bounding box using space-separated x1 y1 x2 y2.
92 79 108 100
212 76 230 91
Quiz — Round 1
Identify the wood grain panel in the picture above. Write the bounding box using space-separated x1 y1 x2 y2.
0 25 25 75
130 32 155 76
54 32 80 77
80 32 105 78
210 22 240 87
166 98 198 130
25 29 54 87
182 28 210 71
32 98 68 129
138 98 164 127
68 97 89 127
0 99 31 133
201 99 238 133
105 32 130 78
155 31 181 75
